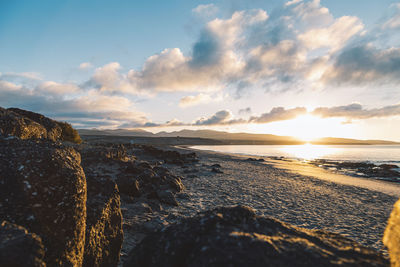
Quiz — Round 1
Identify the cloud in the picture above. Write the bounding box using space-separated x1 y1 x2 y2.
312 103 400 120
0 72 42 81
298 16 363 52
36 81 79 95
126 10 267 93
192 4 218 17
383 3 400 29
194 110 234 125
179 93 223 107
285 0 302 7
82 0 397 96
0 75 150 129
88 62 138 94
0 80 22 91
249 107 307 123
320 45 400 85
238 107 251 115
78 62 93 70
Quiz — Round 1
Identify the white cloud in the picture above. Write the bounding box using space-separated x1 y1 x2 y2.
285 0 302 7
249 107 307 123
383 3 400 29
179 93 223 107
37 81 79 95
312 103 400 120
299 16 363 52
194 110 234 125
78 62 93 70
1 72 42 81
0 80 22 91
192 4 218 17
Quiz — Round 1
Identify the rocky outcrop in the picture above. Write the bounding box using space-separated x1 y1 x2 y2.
0 107 47 140
0 221 46 267
0 138 87 266
384 199 400 266
135 144 198 165
117 162 184 205
310 159 400 181
84 176 123 267
0 107 81 143
8 108 63 141
79 144 129 166
125 206 388 267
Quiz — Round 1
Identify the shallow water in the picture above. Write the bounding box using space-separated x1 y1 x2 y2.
191 144 400 165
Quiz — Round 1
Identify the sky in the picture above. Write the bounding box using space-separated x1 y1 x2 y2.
1 0 400 141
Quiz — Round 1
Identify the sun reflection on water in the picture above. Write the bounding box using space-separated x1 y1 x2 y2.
279 144 343 161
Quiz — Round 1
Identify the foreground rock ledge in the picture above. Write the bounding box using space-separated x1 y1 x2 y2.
125 206 388 267
0 138 87 266
0 221 46 267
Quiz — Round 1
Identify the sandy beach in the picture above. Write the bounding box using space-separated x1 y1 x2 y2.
119 146 399 264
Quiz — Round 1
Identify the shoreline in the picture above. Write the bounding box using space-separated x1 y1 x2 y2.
155 146 398 252
183 145 400 196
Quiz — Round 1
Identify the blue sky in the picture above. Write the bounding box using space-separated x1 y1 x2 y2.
1 0 400 140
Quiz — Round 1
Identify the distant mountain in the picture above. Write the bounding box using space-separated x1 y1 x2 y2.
78 128 155 137
312 137 399 145
78 128 400 145
156 129 299 142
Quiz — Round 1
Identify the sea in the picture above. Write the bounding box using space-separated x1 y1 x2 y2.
190 144 400 166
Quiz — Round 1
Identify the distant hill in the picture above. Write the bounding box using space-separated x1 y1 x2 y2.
312 137 399 145
156 129 299 142
78 128 155 137
78 128 400 145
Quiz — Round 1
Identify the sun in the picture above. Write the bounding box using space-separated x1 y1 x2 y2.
287 114 327 141
244 113 356 141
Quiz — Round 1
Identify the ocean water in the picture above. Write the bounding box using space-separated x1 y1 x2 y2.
191 144 400 165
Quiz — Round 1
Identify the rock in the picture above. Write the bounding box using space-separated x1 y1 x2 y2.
0 107 47 140
125 206 388 267
116 175 141 197
136 202 153 214
0 221 46 267
210 163 222 168
137 145 198 165
384 199 400 266
79 144 128 165
156 190 179 206
119 161 184 201
211 167 223 174
84 176 123 267
246 158 265 162
8 108 63 141
0 138 87 266
0 107 82 143
380 164 399 170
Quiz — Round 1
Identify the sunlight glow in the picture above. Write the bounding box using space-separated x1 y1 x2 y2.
280 144 343 160
246 114 357 141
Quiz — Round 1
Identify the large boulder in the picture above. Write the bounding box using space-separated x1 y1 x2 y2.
118 162 184 205
0 107 82 143
8 108 63 141
125 206 388 267
384 199 400 266
0 221 46 267
0 138 87 266
84 176 123 267
0 107 47 140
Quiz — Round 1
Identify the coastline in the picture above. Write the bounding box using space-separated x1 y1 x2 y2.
160 146 398 253
184 145 400 196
